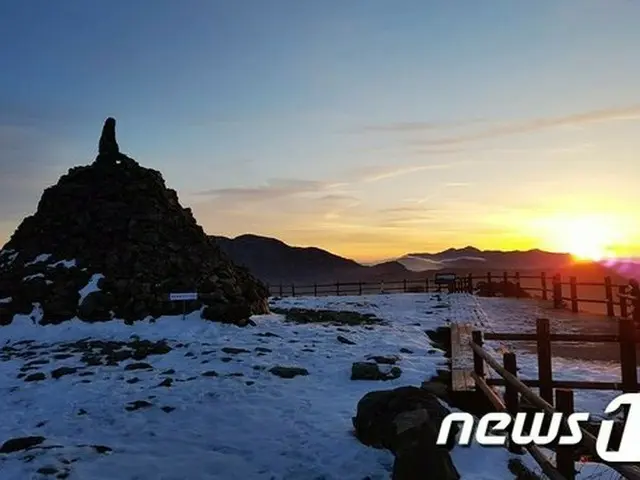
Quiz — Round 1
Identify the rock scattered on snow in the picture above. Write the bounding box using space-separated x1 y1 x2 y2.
269 366 309 379
125 400 153 411
24 372 47 382
51 367 77 379
221 347 250 355
124 362 153 371
351 362 402 381
336 335 356 345
0 436 46 453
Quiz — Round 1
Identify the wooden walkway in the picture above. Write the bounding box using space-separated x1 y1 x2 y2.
450 323 476 391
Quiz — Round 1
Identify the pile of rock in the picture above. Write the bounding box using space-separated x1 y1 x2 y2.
0 118 269 326
474 280 531 298
352 386 460 480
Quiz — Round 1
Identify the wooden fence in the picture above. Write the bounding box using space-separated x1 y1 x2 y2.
267 275 474 298
478 271 632 318
267 271 634 318
453 317 640 480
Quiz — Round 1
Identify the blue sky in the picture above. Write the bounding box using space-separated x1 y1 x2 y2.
1 0 640 262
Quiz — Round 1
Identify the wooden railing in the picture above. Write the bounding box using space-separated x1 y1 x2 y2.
267 271 635 319
464 317 640 479
267 275 474 297
478 271 631 318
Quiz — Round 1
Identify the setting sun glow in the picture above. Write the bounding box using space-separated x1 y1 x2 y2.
535 214 624 262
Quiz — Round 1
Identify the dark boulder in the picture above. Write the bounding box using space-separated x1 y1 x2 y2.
352 386 460 480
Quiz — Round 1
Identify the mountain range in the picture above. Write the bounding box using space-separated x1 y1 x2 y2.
399 246 573 271
212 235 411 285
211 234 607 285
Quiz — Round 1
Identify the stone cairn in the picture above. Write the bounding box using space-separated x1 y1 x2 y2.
0 118 270 326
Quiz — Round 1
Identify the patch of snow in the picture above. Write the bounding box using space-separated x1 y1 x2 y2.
0 297 11 304
78 273 104 305
24 253 52 267
48 259 77 268
0 293 627 479
29 302 43 324
0 250 19 267
22 273 45 282
0 293 497 479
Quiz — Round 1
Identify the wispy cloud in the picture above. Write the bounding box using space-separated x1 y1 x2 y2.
354 119 483 133
444 182 471 187
315 194 360 204
415 105 640 147
378 206 433 214
350 163 452 183
194 178 343 201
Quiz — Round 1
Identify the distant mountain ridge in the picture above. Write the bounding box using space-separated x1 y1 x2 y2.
211 235 579 284
211 234 411 284
400 245 574 271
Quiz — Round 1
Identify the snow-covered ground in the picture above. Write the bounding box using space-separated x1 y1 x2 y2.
0 292 626 479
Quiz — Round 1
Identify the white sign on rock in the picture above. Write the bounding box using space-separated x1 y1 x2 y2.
169 292 198 301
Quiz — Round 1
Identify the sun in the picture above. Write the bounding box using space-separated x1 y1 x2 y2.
552 217 618 262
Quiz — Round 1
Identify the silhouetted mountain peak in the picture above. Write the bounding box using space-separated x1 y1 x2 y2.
211 234 412 284
439 246 481 255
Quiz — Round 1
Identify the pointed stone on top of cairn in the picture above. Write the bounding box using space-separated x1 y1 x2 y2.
99 117 119 156
95 117 136 167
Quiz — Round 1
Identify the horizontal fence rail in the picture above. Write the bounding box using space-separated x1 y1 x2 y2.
268 276 474 297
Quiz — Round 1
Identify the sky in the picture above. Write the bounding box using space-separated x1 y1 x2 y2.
1 0 640 263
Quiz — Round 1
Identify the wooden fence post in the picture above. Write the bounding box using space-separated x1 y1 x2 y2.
279 283 283 297
358 282 363 296
291 284 296 297
403 279 407 293
425 278 429 293
569 277 578 313
536 318 553 404
487 272 493 296
552 274 562 309
514 272 521 298
472 331 484 377
503 352 523 454
556 389 576 480
314 283 318 296
619 317 638 393
619 285 628 318
541 272 547 300
604 276 614 317
503 271 508 285
467 273 473 293
336 281 340 296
